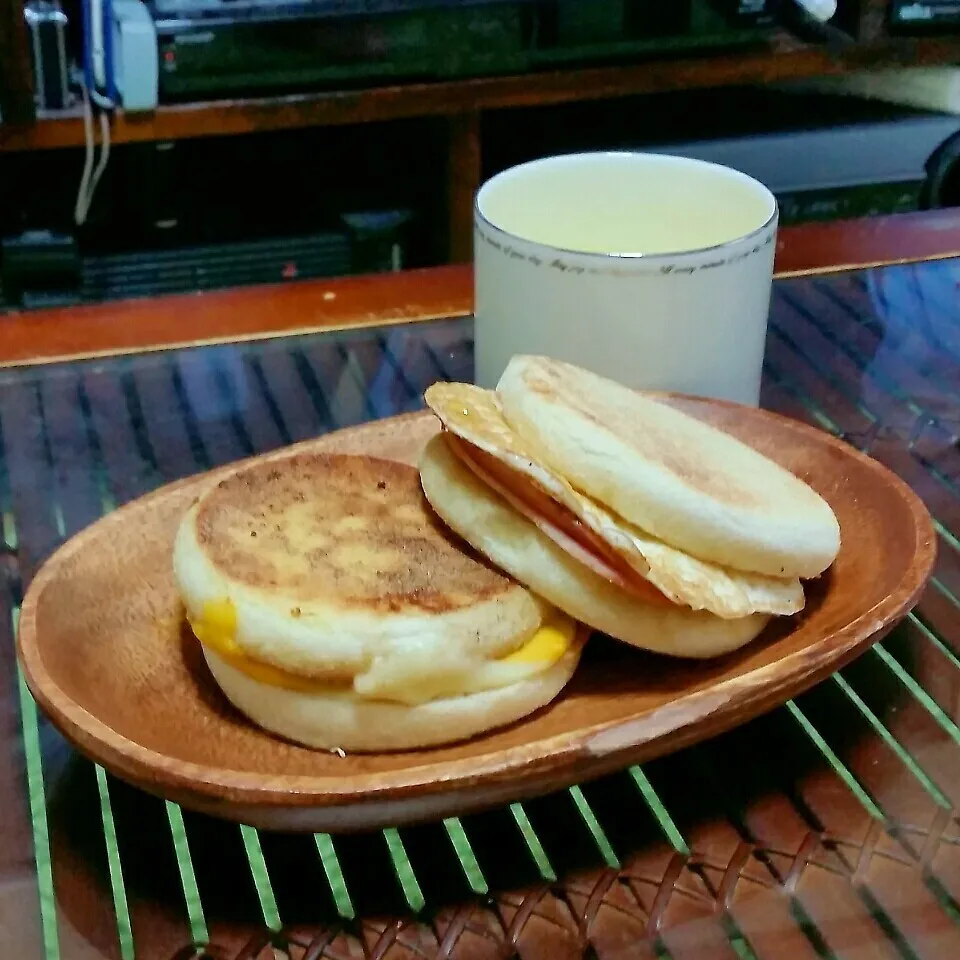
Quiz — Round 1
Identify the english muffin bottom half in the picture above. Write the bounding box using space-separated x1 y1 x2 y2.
173 451 584 751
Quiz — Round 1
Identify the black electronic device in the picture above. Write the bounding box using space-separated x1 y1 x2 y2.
1 230 81 308
149 0 780 101
23 0 72 110
152 0 534 99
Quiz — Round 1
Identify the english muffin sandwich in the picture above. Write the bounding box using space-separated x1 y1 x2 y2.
173 452 584 751
420 356 841 658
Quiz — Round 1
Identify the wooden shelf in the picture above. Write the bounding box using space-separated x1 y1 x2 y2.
4 32 960 153
4 211 960 369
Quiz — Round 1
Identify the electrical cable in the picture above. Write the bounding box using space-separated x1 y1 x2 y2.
73 79 112 227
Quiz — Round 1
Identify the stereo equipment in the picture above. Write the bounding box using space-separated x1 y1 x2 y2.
647 111 958 224
152 0 533 99
149 0 778 100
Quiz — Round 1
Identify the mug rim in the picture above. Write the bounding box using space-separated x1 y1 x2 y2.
474 151 779 262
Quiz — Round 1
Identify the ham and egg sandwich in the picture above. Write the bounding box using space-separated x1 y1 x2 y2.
420 355 841 658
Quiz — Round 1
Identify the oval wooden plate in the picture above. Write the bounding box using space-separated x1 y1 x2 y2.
17 399 936 833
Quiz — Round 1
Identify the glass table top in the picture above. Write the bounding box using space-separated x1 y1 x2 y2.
2 260 960 960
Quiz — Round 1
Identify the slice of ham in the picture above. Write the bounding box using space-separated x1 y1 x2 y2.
446 434 674 607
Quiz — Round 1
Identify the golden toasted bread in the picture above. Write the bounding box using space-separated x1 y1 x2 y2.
174 452 544 680
193 453 515 615
496 356 840 579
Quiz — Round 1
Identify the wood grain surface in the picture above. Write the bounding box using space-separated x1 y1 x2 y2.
17 399 935 832
0 264 471 368
4 211 960 370
4 32 960 154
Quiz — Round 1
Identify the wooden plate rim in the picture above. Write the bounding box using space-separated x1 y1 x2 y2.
16 404 938 807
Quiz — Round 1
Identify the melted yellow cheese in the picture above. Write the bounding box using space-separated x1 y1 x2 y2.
188 599 345 694
191 598 236 642
500 615 574 666
189 598 574 701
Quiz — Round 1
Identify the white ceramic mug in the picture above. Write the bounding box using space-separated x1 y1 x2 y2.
473 152 778 406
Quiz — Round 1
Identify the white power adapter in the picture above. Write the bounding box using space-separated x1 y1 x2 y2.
111 0 158 112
